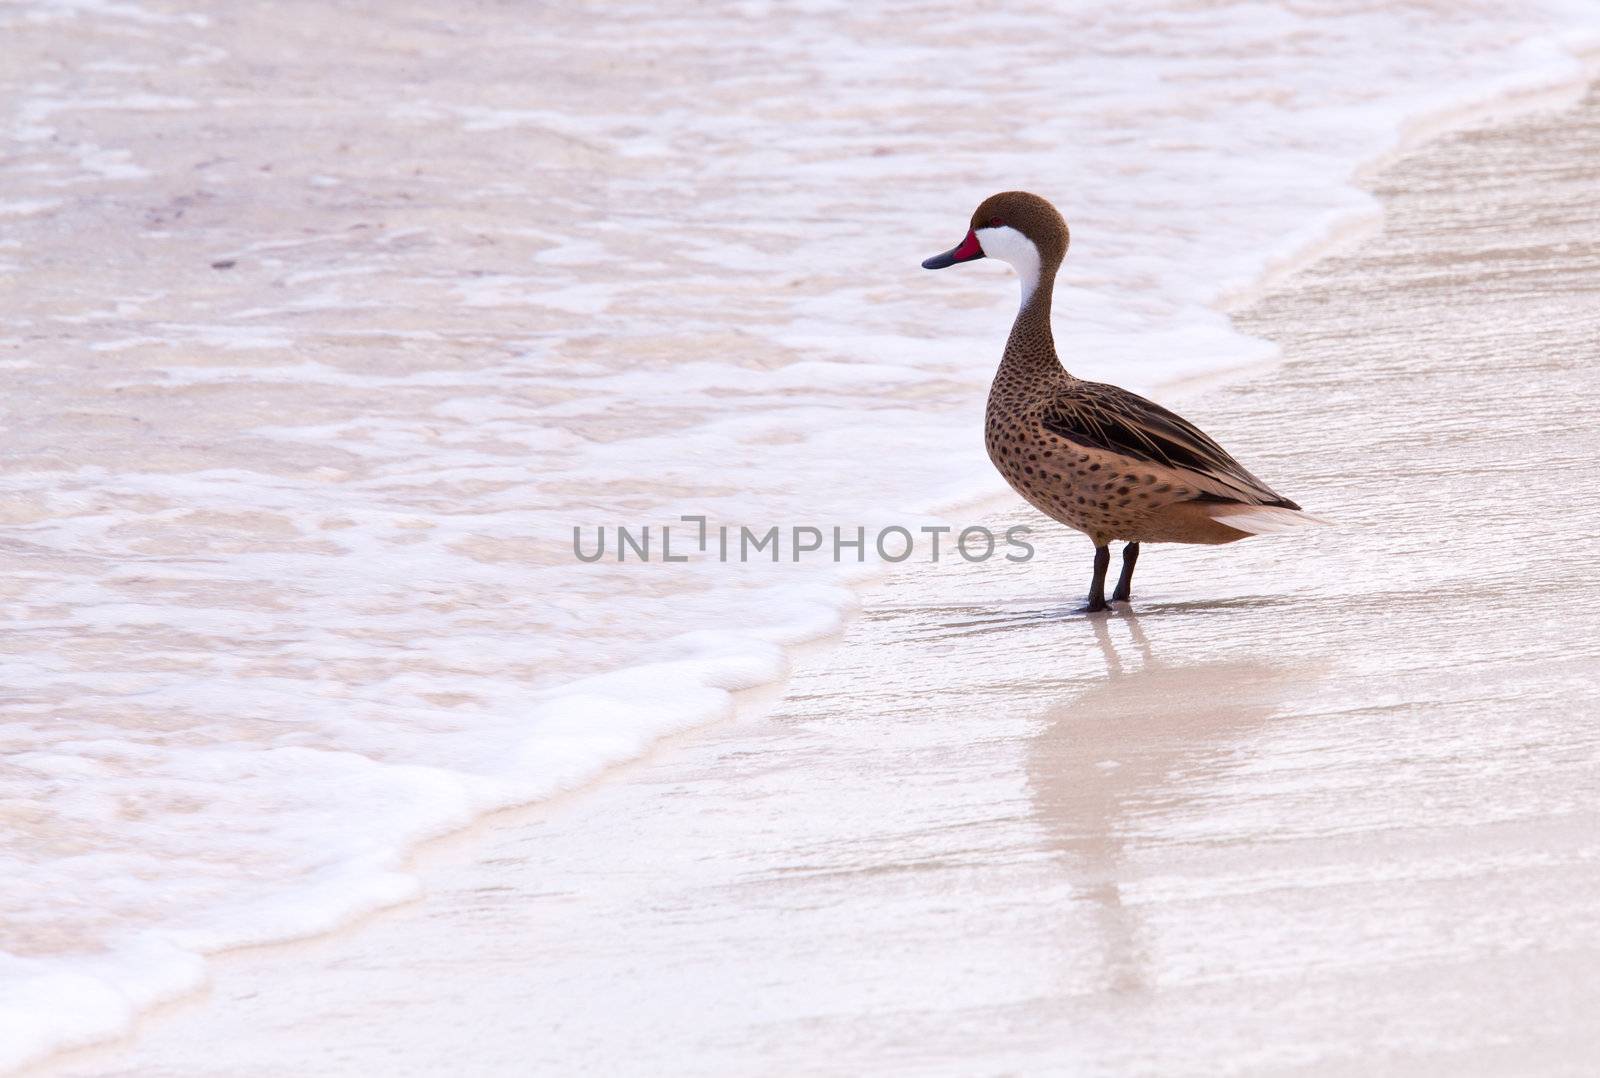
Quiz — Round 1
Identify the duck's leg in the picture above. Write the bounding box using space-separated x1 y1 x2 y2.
1086 544 1111 612
1112 541 1140 603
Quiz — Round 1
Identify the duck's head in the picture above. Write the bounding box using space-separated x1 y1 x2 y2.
921 191 1069 303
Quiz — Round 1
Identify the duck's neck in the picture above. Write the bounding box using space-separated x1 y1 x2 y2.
998 262 1066 381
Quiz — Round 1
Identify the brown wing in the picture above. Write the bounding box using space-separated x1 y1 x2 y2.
1039 381 1298 509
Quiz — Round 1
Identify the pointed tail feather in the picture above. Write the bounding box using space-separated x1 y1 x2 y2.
1202 503 1331 535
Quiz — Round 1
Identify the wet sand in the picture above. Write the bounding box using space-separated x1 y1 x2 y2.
30 62 1600 1078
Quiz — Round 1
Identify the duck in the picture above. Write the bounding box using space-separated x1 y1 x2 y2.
922 190 1320 612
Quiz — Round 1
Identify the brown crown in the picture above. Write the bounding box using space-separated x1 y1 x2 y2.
969 191 1070 267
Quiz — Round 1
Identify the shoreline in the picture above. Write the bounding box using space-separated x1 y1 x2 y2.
1215 36 1600 315
30 74 1600 1076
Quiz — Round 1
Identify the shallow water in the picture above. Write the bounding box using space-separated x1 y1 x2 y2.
2 0 1598 1067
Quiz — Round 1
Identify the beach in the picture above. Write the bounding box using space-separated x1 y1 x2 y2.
29 66 1600 1078
7 0 1600 1072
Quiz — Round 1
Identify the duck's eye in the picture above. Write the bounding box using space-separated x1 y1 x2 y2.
988 216 1005 228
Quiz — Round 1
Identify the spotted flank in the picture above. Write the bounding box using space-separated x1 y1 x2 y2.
1039 382 1297 509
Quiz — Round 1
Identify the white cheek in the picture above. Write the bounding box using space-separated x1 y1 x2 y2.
976 225 1042 304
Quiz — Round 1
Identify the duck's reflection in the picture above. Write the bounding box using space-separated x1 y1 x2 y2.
1027 611 1312 996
